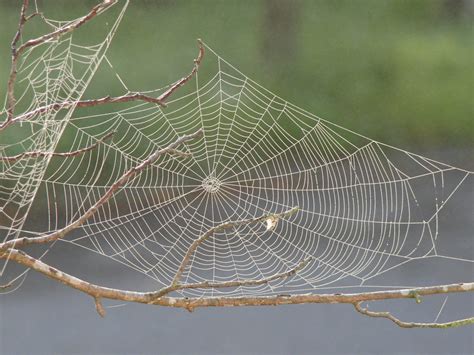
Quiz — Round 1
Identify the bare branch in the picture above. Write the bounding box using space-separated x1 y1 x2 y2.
0 129 203 251
0 247 473 319
1 93 167 131
166 149 193 158
11 0 29 54
156 39 205 104
353 302 474 329
0 131 114 163
152 257 312 303
15 0 117 57
75 92 165 108
3 0 116 125
171 207 300 286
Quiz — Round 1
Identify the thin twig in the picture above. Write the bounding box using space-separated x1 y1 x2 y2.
156 39 205 104
0 131 114 162
15 0 116 57
353 302 474 329
0 129 203 251
5 0 29 123
153 256 311 301
0 280 15 290
94 297 106 317
4 93 167 127
11 0 29 56
171 207 300 286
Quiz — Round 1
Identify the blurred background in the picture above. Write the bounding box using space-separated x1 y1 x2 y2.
0 0 473 354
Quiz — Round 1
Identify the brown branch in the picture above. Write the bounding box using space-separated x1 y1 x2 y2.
0 129 203 251
15 0 116 57
171 207 300 286
0 131 114 163
353 302 474 329
75 92 165 108
156 39 205 104
3 0 116 126
0 247 473 320
11 0 29 56
153 256 312 302
1 93 166 130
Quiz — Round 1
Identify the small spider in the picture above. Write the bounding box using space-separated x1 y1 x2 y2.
265 216 278 231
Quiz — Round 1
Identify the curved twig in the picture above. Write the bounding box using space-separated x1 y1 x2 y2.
171 207 300 286
353 302 474 329
156 39 205 104
153 256 311 301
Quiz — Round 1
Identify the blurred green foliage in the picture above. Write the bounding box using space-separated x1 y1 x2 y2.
0 0 472 150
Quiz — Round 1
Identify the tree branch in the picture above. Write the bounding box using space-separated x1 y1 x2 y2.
353 302 474 329
0 247 472 319
171 207 300 286
0 131 114 163
1 93 165 130
15 0 117 57
156 39 205 104
0 129 203 251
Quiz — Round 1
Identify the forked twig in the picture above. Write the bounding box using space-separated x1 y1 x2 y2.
171 207 300 286
152 256 312 303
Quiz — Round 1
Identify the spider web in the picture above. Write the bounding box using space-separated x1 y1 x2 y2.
1 3 472 299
